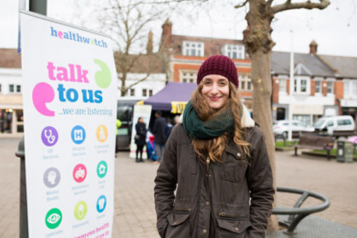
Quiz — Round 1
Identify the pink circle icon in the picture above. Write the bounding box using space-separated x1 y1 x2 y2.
73 164 87 183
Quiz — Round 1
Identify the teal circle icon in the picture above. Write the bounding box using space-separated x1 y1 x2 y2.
97 161 108 178
45 208 62 229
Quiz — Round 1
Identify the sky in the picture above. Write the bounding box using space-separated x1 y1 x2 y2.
1 0 357 57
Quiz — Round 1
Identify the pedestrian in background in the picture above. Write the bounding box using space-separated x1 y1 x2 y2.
164 118 173 141
154 55 274 238
134 117 147 163
152 111 166 164
115 118 122 157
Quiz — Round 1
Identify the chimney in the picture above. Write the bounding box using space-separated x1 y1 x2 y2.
146 30 153 54
160 18 172 49
309 40 318 54
243 25 250 41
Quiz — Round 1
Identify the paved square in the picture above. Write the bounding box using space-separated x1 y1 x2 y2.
1 138 356 237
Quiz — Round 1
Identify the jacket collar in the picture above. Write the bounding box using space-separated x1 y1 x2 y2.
179 104 254 128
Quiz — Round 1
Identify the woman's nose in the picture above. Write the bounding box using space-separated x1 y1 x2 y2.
211 83 219 93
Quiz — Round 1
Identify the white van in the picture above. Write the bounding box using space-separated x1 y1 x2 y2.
313 115 356 135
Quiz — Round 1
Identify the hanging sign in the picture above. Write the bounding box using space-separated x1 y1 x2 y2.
20 11 117 238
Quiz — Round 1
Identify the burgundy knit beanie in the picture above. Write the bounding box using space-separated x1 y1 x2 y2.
197 55 239 88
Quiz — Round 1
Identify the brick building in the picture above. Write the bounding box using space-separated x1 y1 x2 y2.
271 41 357 126
159 19 254 111
0 49 23 137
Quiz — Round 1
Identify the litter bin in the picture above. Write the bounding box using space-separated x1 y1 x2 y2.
336 141 353 163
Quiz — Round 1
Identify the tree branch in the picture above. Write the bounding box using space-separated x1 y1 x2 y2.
234 0 248 9
272 0 330 14
127 73 151 89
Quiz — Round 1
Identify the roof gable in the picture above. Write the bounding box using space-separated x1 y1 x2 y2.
271 51 335 77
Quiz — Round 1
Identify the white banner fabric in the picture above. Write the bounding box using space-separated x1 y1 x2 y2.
20 11 117 238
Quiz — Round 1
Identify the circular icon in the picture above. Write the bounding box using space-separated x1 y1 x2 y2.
96 195 107 213
43 167 61 188
71 125 86 145
97 161 108 178
96 125 108 143
45 208 62 229
74 201 88 220
41 126 58 146
73 164 87 183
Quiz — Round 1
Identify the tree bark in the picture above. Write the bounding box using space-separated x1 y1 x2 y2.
241 0 330 230
244 0 279 230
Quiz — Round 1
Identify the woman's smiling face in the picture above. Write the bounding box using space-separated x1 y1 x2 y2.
201 74 229 110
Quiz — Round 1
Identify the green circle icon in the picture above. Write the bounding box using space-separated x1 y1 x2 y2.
45 208 62 229
94 59 112 89
97 161 108 178
74 201 88 220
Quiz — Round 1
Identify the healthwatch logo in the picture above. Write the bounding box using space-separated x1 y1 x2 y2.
50 27 107 48
32 59 112 117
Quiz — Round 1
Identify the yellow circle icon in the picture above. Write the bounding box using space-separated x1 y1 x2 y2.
96 125 108 142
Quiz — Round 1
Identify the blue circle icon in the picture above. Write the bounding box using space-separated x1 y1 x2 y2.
96 195 107 213
71 126 86 145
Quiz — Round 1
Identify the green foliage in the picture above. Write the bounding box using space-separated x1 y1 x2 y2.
275 141 297 148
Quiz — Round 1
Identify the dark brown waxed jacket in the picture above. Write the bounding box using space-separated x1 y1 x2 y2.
154 123 274 238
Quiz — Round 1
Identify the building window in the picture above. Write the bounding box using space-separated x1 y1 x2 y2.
327 81 334 94
239 75 252 91
0 84 2 93
142 89 147 97
182 41 204 57
315 80 322 93
279 79 286 92
180 71 197 83
241 81 245 90
9 84 14 93
224 44 245 59
343 80 357 98
293 77 310 94
149 90 153 97
300 79 307 92
130 89 135 97
16 85 21 93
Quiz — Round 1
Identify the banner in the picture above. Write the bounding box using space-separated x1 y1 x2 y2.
20 11 117 237
129 105 152 159
171 101 187 114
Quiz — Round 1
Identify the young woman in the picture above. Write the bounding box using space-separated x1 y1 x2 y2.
134 117 147 163
154 55 274 238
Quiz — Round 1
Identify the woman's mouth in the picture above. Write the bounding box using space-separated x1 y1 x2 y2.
209 97 220 101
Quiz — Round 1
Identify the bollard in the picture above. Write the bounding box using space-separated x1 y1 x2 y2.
15 136 28 238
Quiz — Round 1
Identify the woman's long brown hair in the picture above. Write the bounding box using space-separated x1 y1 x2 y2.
191 81 250 163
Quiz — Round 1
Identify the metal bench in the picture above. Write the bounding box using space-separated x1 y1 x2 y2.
272 187 330 235
294 133 334 160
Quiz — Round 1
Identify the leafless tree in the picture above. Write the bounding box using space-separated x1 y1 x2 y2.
235 0 330 230
99 0 207 96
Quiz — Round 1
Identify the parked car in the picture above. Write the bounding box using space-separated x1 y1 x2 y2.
313 115 356 135
273 120 315 137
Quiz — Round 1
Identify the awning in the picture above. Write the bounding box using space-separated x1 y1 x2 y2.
144 82 197 112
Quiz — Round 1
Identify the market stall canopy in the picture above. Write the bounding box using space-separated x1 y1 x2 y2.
144 82 197 113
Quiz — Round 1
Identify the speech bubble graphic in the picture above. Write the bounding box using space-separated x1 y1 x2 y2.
32 82 55 117
94 59 111 89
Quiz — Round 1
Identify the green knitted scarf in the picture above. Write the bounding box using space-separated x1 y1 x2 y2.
183 101 235 139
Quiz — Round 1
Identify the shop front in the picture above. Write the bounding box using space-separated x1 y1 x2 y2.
0 94 23 137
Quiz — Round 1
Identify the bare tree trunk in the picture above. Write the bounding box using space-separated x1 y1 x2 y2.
244 0 279 230
250 49 279 230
